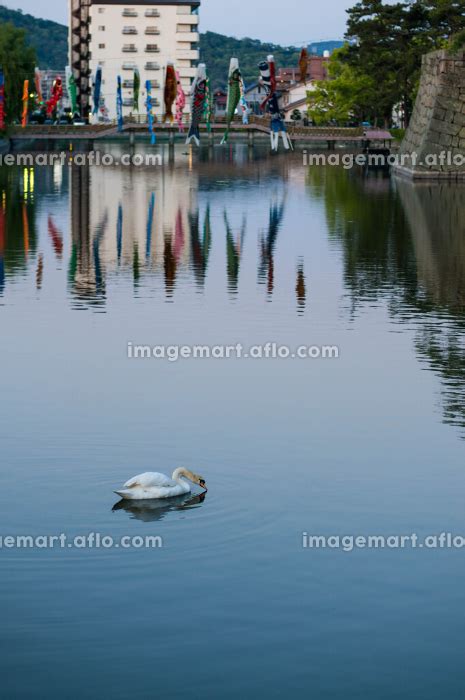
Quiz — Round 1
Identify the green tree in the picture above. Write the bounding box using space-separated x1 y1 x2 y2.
344 0 465 126
307 47 377 125
0 22 36 125
0 6 67 72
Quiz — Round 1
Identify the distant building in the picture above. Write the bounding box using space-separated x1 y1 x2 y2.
276 56 329 87
69 0 201 121
308 41 344 56
213 89 227 117
244 82 265 115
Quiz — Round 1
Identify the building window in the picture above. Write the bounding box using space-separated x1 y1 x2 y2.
145 26 160 35
98 44 106 49
98 7 105 13
123 26 138 34
145 9 160 17
98 26 105 31
145 44 160 53
123 8 138 17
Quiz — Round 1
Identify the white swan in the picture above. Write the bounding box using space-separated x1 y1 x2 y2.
115 468 207 501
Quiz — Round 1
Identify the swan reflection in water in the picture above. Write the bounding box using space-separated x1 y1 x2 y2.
112 492 207 523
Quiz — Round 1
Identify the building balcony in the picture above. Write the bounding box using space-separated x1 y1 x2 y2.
145 62 160 71
145 27 160 35
122 10 138 17
176 50 199 61
145 9 160 17
122 27 138 35
178 66 197 78
122 62 137 70
176 32 199 42
145 45 160 53
122 98 134 106
122 80 134 88
148 80 160 89
122 45 138 53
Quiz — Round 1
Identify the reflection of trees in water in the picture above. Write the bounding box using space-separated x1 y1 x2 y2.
0 167 37 295
307 167 465 433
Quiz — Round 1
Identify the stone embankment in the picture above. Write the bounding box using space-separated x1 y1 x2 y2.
395 48 465 180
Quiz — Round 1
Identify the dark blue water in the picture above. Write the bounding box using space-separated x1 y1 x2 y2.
1 144 465 699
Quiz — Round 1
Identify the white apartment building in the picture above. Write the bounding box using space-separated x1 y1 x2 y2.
70 0 200 122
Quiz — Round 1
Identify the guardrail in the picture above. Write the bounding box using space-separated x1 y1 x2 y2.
9 119 390 143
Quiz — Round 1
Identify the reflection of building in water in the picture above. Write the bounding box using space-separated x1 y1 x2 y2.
69 158 199 306
69 165 98 306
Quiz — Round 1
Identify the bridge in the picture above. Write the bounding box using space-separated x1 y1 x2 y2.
8 116 392 149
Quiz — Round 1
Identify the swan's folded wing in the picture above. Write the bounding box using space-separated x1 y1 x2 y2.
124 472 175 489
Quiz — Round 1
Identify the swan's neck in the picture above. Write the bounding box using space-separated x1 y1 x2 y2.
173 467 187 484
172 468 190 487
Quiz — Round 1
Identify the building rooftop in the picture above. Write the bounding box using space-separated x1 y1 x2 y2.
90 1 200 5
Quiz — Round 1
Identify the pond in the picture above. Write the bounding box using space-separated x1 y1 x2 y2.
1 142 465 699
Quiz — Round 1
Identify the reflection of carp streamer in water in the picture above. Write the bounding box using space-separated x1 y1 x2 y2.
36 254 44 290
296 263 306 313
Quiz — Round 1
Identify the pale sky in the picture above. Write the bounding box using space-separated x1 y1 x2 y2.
3 0 355 43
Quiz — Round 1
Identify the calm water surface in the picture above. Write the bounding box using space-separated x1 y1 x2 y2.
1 143 465 699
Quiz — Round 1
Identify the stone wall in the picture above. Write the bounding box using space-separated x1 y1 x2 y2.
395 48 465 180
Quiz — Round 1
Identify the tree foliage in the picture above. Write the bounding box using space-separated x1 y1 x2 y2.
0 5 67 71
343 0 465 125
199 32 301 89
0 22 36 124
307 47 377 125
307 0 464 127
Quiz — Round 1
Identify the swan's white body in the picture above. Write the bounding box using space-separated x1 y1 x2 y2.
115 468 205 501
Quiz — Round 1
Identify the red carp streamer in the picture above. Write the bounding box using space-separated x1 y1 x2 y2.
46 78 63 116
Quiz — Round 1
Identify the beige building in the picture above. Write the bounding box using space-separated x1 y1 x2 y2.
70 1 200 121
